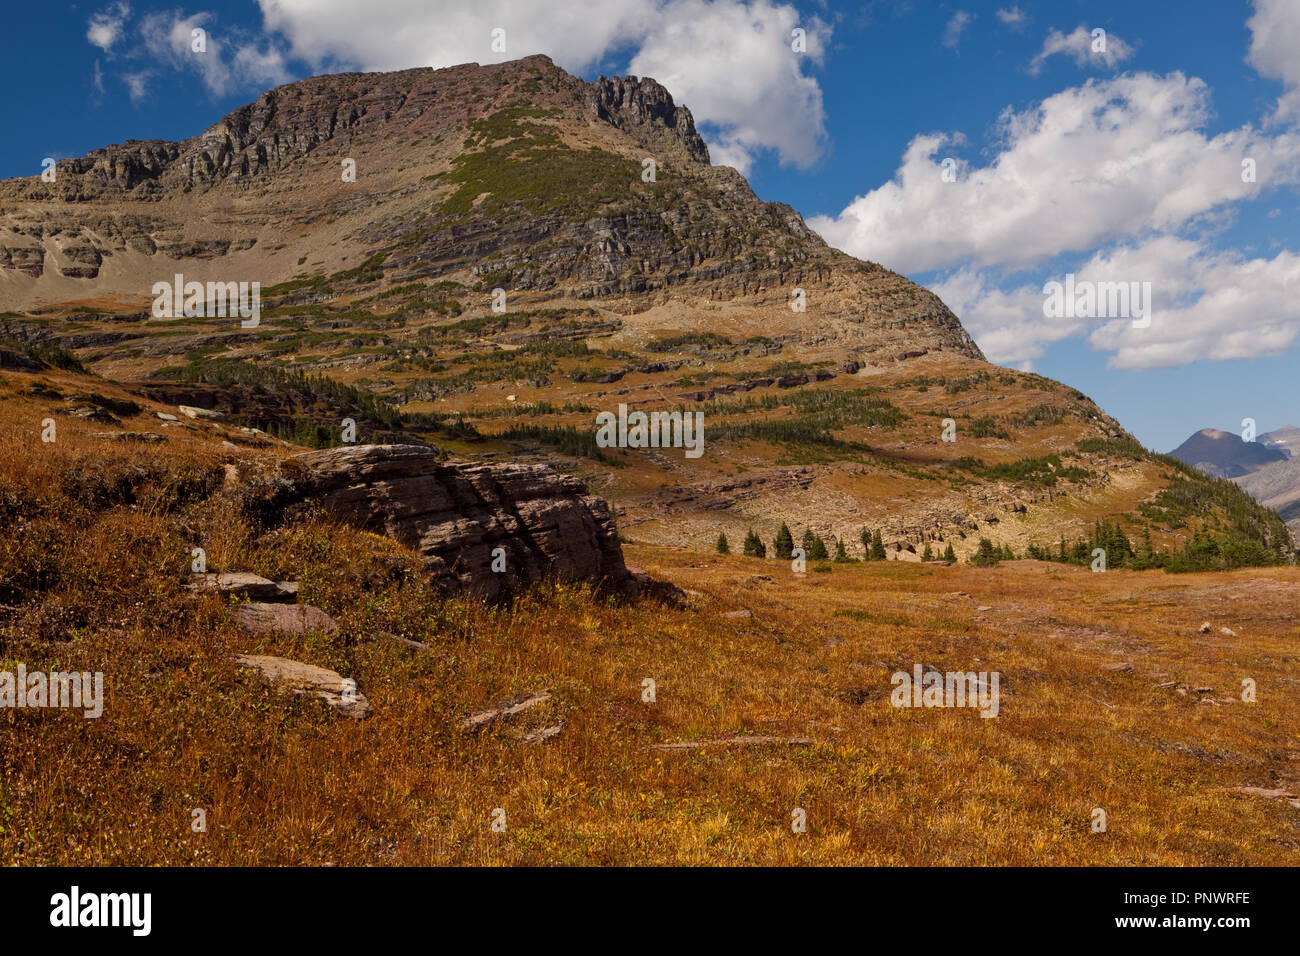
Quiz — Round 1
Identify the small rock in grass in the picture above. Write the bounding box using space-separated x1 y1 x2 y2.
235 654 369 718
233 602 338 636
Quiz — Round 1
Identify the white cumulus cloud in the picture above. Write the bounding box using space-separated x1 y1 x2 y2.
628 0 829 172
1029 25 1134 75
139 10 291 99
996 7 1026 28
122 70 151 103
1247 0 1300 121
1084 237 1300 369
931 238 1300 371
810 66 1300 370
942 11 974 49
809 72 1300 275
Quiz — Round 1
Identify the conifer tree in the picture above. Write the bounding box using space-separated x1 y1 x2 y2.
970 537 1000 567
743 528 766 558
943 541 956 562
774 522 795 560
802 529 829 561
870 530 887 561
922 542 934 562
716 532 730 555
834 537 849 562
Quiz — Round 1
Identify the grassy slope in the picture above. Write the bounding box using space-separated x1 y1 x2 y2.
2 366 1298 865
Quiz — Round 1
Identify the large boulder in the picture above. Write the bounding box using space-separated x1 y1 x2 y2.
284 444 633 598
189 572 299 602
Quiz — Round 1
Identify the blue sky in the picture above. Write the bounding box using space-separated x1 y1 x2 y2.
5 1 1299 450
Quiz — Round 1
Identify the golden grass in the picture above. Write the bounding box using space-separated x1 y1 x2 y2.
2 371 1298 865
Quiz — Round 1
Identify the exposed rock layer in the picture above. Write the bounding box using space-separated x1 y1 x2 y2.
286 444 631 597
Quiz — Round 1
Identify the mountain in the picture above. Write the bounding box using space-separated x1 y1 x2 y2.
4 55 1300 869
1234 453 1300 544
0 56 1291 569
0 55 979 363
1260 424 1300 458
1166 428 1286 478
1166 425 1300 545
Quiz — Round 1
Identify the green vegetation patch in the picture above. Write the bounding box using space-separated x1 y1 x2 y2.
439 109 640 217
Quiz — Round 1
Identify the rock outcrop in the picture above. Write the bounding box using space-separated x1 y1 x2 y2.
234 603 339 636
235 654 370 718
586 74 711 164
284 444 632 598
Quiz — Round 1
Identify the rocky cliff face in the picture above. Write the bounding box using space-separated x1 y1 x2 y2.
585 74 711 164
282 444 631 598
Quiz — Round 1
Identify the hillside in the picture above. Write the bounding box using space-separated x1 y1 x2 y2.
1235 455 1300 543
1 364 1298 865
1 56 1299 867
1 56 1290 573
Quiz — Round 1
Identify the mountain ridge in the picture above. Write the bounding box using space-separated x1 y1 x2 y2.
0 55 984 367
0 56 1290 570
1166 427 1287 479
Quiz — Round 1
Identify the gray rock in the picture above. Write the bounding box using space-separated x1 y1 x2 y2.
235 654 369 718
519 722 564 744
190 572 299 602
178 404 224 420
233 602 338 636
460 690 552 733
285 445 632 599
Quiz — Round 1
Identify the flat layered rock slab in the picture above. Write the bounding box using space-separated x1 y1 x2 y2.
460 691 552 733
519 722 564 744
233 602 338 636
179 404 224 420
1234 786 1298 800
287 445 633 598
190 572 299 602
235 654 370 718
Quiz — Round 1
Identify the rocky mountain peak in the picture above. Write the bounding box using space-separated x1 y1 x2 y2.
585 74 711 165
